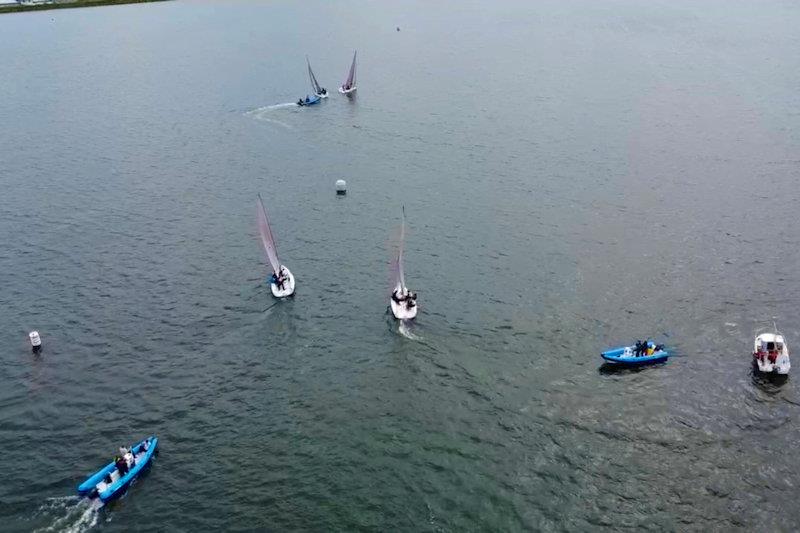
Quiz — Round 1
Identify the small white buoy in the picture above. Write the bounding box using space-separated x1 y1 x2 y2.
336 179 347 195
29 331 42 353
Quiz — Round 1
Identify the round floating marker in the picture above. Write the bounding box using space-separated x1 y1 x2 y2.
29 331 42 353
336 179 347 195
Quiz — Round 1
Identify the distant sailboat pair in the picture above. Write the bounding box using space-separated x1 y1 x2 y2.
297 52 356 105
257 194 295 298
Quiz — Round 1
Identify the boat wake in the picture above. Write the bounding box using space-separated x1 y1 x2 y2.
245 104 297 128
32 496 102 533
398 320 421 340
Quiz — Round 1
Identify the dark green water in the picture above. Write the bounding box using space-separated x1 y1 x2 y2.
1 0 800 531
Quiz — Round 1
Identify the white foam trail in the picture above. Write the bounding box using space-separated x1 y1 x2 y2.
33 496 102 533
398 320 421 340
245 103 298 129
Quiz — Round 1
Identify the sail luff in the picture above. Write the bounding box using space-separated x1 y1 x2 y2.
256 194 281 276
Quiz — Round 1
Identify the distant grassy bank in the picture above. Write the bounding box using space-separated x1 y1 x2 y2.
0 0 170 14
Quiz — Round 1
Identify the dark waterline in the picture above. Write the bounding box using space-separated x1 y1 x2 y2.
1 0 799 531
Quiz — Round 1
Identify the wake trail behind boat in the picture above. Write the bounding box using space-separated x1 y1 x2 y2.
32 496 102 533
399 320 421 340
245 104 298 129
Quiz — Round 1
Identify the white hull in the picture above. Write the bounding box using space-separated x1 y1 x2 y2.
270 266 295 298
316 92 329 99
339 86 357 95
391 299 418 320
390 285 417 320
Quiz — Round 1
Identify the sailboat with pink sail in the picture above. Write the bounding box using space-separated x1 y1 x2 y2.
389 206 418 319
338 50 357 95
257 194 295 298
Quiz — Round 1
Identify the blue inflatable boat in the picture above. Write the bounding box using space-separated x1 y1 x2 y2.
77 436 158 502
601 342 669 366
297 95 321 106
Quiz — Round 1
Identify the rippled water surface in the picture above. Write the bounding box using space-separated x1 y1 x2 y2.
1 0 800 531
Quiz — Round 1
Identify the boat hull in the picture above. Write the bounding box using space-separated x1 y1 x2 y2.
753 359 791 375
77 436 158 503
600 345 669 366
316 92 329 99
338 86 357 95
270 266 295 298
297 96 321 106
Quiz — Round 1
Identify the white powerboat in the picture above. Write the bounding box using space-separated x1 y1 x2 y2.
753 328 790 375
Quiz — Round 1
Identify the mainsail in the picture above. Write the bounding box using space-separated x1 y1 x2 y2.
307 57 322 94
256 194 281 277
391 206 406 291
343 50 357 90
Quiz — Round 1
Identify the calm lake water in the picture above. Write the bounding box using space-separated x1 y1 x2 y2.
1 0 800 531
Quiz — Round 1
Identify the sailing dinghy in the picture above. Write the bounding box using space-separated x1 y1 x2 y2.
257 194 295 298
307 56 328 98
390 207 418 319
338 50 357 95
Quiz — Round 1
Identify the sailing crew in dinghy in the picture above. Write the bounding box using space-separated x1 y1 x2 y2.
391 288 406 304
270 268 287 290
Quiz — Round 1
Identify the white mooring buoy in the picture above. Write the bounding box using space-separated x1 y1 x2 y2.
336 179 347 195
29 331 42 353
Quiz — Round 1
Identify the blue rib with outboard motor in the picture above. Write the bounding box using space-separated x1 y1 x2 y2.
77 436 158 502
297 94 321 106
601 342 669 366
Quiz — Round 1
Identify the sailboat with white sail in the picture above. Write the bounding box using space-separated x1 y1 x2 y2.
256 194 295 298
307 56 328 99
390 206 418 319
338 50 357 95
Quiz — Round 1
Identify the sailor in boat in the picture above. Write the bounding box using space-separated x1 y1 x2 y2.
115 455 129 476
391 288 407 304
119 445 135 468
297 98 304 106
762 340 780 365
405 292 417 310
633 340 650 357
270 267 287 290
319 88 327 96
